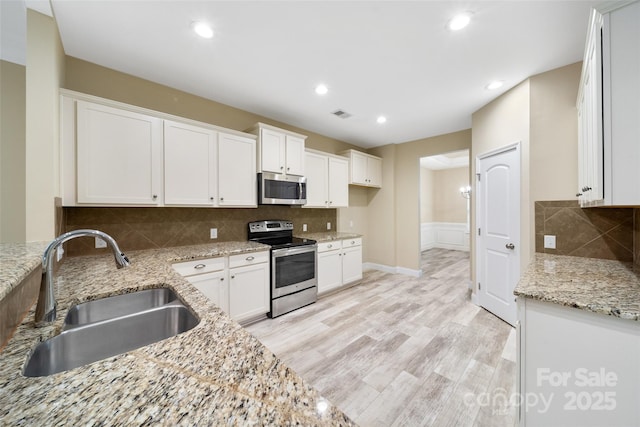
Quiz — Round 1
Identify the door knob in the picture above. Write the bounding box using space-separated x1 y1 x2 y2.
506 243 515 250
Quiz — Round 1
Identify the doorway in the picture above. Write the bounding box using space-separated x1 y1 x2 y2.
419 149 471 274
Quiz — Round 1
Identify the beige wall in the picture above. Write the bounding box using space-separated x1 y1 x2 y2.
0 60 27 243
530 62 580 202
64 57 359 155
471 80 531 284
434 167 469 223
420 168 435 223
420 166 469 223
25 10 65 241
368 130 471 271
470 63 581 286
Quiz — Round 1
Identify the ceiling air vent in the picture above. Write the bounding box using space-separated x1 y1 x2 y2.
331 109 352 119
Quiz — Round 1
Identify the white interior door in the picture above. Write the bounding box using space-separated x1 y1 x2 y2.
476 143 520 326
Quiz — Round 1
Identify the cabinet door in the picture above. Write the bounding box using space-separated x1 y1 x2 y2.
285 135 305 176
164 120 217 206
76 101 162 204
260 128 285 173
229 262 270 323
342 245 363 284
318 249 342 294
328 157 349 207
218 133 257 207
367 156 383 188
304 151 329 208
350 151 368 185
185 270 228 314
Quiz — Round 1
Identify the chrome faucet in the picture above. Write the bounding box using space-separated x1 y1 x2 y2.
35 229 130 327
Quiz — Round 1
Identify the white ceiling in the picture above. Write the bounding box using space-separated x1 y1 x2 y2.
46 1 599 148
420 149 469 170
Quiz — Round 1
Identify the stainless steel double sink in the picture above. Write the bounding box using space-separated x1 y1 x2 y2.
23 288 199 377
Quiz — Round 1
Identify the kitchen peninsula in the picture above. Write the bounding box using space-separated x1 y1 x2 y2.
0 243 354 425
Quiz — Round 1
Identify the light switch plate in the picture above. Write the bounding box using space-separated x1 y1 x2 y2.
210 228 218 239
302 224 307 232
327 222 331 230
544 235 556 249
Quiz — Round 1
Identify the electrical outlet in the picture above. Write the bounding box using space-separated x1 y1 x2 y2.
302 224 308 232
56 246 64 262
210 228 218 239
327 222 331 230
95 237 107 249
544 235 556 249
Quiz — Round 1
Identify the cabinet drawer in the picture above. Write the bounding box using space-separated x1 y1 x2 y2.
172 257 225 277
342 238 362 248
229 251 269 269
317 240 342 253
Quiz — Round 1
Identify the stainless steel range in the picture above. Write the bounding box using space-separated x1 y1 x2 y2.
248 220 317 318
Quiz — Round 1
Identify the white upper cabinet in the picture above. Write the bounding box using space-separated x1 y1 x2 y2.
577 2 640 206
76 100 163 205
305 151 329 208
217 133 257 207
341 149 382 188
248 122 307 176
304 150 349 208
164 120 217 206
328 157 349 207
61 91 257 207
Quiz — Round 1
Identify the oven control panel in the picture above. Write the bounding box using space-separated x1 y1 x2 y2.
248 220 293 233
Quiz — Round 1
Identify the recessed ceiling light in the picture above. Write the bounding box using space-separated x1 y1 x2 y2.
486 80 504 90
448 13 471 31
192 21 213 39
376 116 387 124
315 84 328 95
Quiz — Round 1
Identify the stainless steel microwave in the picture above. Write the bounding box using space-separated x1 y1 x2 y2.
258 172 307 205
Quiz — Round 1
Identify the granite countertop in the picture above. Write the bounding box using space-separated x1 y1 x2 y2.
0 242 48 300
515 253 640 321
300 232 362 243
0 241 355 425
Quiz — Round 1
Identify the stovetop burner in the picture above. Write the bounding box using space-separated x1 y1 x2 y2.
247 220 316 249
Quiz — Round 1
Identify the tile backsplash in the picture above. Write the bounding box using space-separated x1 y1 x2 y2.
64 206 336 257
535 200 634 263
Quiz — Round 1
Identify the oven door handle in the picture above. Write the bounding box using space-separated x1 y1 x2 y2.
272 245 317 258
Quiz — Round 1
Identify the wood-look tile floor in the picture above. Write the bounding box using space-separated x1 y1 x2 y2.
246 249 517 426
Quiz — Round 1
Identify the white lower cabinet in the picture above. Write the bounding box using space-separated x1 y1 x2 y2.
317 238 362 295
517 298 640 426
185 270 228 313
229 261 270 324
172 250 269 324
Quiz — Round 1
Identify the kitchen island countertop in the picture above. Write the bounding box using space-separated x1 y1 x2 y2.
0 241 355 425
514 253 640 321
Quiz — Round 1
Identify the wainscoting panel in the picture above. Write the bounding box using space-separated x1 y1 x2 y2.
421 222 469 251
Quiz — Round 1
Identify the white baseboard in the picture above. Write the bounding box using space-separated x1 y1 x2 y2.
363 262 422 278
421 222 470 252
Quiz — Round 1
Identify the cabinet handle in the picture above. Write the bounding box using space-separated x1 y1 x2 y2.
329 201 333 204
231 275 235 279
576 193 582 197
152 194 158 200
287 167 290 171
280 166 284 170
351 240 355 244
194 264 206 269
220 197 224 201
246 256 255 261
328 244 332 249
210 197 214 201
220 277 224 281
